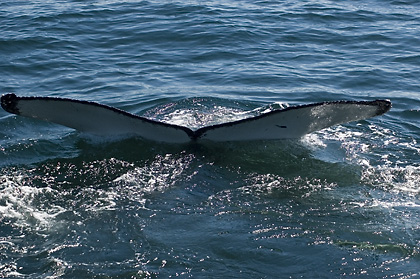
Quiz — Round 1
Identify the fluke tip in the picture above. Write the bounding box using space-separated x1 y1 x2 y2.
1 93 20 115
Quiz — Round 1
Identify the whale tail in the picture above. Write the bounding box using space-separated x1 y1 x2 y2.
1 93 391 143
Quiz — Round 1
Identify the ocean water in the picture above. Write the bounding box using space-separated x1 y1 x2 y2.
1 0 420 278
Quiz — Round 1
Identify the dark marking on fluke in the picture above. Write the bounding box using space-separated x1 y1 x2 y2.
372 99 392 116
1 93 20 114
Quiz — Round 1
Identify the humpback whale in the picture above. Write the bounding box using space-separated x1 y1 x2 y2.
1 93 391 143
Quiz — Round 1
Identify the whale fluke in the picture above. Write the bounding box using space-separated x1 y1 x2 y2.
1 93 391 143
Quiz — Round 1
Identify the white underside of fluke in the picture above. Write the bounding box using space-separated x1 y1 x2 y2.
1 94 391 143
6 95 192 143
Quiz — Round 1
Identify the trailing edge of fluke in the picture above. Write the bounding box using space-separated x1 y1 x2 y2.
1 93 391 143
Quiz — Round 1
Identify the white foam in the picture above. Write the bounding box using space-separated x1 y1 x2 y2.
308 123 420 194
0 173 65 230
113 152 196 198
159 106 252 130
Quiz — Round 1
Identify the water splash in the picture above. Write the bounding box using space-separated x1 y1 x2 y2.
0 171 64 230
142 97 288 130
304 122 420 195
113 151 196 194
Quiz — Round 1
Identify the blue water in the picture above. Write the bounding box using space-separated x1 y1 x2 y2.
1 0 420 278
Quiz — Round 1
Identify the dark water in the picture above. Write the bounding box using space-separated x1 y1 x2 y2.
1 0 420 278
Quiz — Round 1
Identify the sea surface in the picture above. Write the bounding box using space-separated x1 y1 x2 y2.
1 0 420 278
